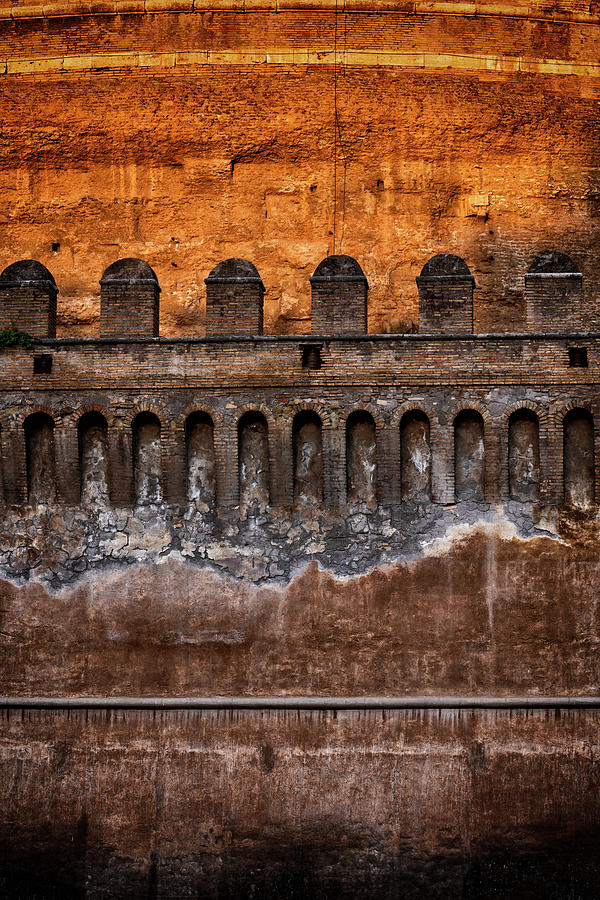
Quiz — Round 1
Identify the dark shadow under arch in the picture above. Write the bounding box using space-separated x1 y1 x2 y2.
400 410 431 502
346 411 376 505
24 412 57 504
293 411 323 506
238 411 270 512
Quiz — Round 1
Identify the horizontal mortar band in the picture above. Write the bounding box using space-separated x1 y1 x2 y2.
2 696 600 709
2 49 600 78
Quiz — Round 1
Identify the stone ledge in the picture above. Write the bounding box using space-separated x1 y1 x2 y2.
0 0 599 20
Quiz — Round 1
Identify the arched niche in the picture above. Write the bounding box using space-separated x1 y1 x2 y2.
238 411 270 512
564 409 594 508
346 411 376 506
132 412 162 505
400 411 431 502
186 412 216 508
78 411 109 505
508 410 540 502
454 410 485 501
24 412 57 504
293 411 323 506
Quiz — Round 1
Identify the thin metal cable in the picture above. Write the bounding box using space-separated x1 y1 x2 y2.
338 10 348 254
332 0 339 254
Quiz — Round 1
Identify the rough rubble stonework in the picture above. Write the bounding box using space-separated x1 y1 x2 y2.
1 0 600 895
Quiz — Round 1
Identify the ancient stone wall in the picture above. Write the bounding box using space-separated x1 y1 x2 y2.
2 706 600 898
0 331 597 507
0 4 598 336
1 2 600 892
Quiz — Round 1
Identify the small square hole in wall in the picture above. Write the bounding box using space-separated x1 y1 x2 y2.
301 344 322 370
569 347 588 368
33 354 52 374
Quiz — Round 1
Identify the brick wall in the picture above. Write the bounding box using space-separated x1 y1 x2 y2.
0 260 57 337
0 333 597 509
524 274 584 333
523 250 583 333
310 255 368 334
417 277 474 333
205 259 264 336
100 258 160 338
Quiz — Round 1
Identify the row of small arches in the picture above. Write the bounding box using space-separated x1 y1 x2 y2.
0 248 581 296
20 407 595 509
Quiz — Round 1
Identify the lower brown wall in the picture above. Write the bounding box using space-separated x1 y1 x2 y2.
2 521 600 697
1 707 599 898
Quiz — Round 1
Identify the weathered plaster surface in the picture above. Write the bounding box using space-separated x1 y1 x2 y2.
1 707 599 897
1 502 598 697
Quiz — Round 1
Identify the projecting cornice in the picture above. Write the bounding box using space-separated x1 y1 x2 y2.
0 0 599 22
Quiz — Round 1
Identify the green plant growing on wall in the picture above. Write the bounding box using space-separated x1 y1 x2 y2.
0 323 33 350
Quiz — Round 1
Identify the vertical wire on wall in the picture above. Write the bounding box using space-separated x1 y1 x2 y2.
332 0 339 255
332 0 348 256
338 10 348 254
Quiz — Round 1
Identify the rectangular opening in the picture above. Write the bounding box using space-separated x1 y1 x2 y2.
568 347 588 368
301 344 322 371
33 354 52 375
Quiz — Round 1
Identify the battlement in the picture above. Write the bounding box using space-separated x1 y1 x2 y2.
0 249 596 519
0 250 588 338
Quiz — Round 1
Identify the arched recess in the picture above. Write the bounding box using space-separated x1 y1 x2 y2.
293 410 323 506
508 409 540 501
78 411 109 505
132 412 162 505
346 410 377 505
563 409 594 508
454 410 485 501
400 410 431 502
24 412 57 504
238 411 270 512
186 411 216 507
